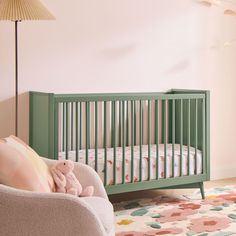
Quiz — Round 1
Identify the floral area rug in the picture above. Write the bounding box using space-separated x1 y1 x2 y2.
114 186 236 236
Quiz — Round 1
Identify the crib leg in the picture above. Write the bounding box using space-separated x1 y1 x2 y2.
199 182 205 199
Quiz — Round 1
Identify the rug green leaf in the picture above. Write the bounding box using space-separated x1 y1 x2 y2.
151 214 161 218
186 230 197 236
210 206 223 211
146 222 161 229
130 208 148 216
228 214 236 219
212 232 236 236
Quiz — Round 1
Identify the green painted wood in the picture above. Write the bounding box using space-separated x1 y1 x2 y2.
171 89 210 180
195 99 198 174
112 101 117 184
139 100 143 182
126 101 129 146
205 91 210 180
131 100 134 182
160 182 203 189
119 101 122 147
75 102 79 162
71 103 74 149
30 89 210 196
172 100 175 177
104 101 107 186
134 101 136 146
30 92 53 158
122 101 125 184
54 93 205 102
54 102 58 160
180 99 183 176
163 100 167 179
188 99 190 176
63 103 65 152
202 98 206 175
155 100 159 179
65 102 69 160
148 100 151 180
79 102 82 149
95 101 98 171
199 182 205 199
85 102 90 165
106 174 207 195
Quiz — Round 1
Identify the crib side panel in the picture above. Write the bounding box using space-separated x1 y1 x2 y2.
171 89 210 180
29 92 55 159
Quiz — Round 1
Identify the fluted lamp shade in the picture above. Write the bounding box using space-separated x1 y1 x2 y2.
0 0 55 21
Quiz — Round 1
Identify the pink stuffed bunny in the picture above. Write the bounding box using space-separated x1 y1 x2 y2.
51 160 94 197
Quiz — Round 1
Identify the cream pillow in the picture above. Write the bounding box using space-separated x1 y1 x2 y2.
2 136 55 192
0 139 51 192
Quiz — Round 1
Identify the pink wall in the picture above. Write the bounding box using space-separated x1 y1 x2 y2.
1 0 236 179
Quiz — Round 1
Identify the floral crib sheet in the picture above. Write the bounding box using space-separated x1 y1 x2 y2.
59 144 202 185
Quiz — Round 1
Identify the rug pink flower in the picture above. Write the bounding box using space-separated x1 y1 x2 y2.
114 186 236 236
116 227 183 236
218 193 236 202
158 208 197 223
188 216 231 233
179 202 201 210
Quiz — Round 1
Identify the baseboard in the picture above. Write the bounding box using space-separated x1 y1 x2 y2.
211 166 236 180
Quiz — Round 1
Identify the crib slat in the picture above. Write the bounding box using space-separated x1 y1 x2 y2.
54 102 59 160
202 98 206 174
126 101 129 146
122 101 125 184
180 99 183 176
134 101 137 146
172 100 175 177
104 101 107 185
148 100 151 180
95 101 98 171
131 100 134 182
163 100 167 179
195 99 198 174
71 102 74 150
119 101 122 147
79 102 82 150
63 103 65 152
66 102 69 160
139 100 143 182
75 102 79 162
188 99 191 176
86 102 90 165
155 100 159 179
112 101 117 185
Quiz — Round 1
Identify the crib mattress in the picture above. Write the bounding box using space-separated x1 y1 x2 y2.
59 144 202 185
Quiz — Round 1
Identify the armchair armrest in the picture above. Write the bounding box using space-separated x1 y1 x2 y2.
43 158 108 200
0 184 107 236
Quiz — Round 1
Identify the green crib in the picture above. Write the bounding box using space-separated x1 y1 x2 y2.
29 89 210 198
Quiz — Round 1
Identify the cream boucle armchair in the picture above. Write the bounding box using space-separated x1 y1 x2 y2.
0 158 115 236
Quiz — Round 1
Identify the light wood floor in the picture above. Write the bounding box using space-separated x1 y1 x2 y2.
109 178 236 203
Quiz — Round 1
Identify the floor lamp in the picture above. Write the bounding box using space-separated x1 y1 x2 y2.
0 0 55 136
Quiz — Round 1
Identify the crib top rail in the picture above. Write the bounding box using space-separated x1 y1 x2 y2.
55 92 205 102
30 90 207 103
